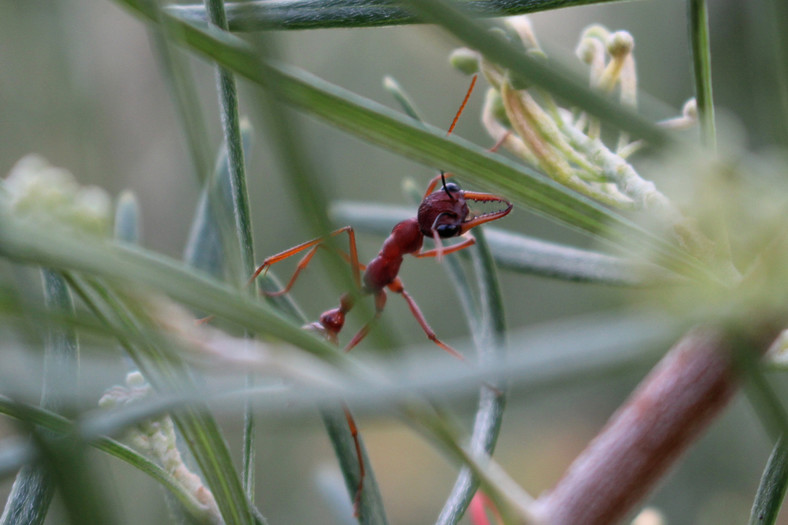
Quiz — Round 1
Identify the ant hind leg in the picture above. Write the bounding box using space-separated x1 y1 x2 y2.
344 291 386 352
249 225 363 295
342 405 365 517
387 278 465 360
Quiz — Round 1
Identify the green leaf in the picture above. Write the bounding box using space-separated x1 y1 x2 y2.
166 0 631 31
0 396 217 525
0 464 53 525
749 437 788 525
0 216 343 364
112 0 707 280
0 268 78 525
66 274 258 525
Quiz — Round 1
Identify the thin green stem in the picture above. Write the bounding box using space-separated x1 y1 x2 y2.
0 215 344 365
402 403 538 525
242 375 255 501
688 0 717 150
184 121 255 282
320 406 390 524
437 228 508 525
204 0 257 501
383 76 425 122
739 349 788 445
203 0 255 282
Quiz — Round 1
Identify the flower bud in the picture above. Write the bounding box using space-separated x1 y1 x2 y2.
449 47 480 75
682 98 698 120
3 154 111 236
580 24 610 44
607 30 634 58
507 15 540 50
575 37 601 64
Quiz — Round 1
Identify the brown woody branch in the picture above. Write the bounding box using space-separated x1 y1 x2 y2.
531 326 778 525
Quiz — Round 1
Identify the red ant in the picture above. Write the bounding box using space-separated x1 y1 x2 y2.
250 76 513 359
258 171 513 358
249 75 512 516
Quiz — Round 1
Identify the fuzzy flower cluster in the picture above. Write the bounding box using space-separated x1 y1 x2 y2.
451 17 708 255
100 372 222 524
1 154 111 236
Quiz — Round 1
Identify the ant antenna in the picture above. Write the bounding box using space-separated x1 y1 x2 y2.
446 74 478 136
440 170 455 200
440 75 477 201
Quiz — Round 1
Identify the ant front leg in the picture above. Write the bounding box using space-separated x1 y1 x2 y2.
249 226 362 295
413 233 476 260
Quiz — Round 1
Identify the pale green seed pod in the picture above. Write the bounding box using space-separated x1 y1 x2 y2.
449 47 480 75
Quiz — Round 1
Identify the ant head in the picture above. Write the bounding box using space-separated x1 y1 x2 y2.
417 179 470 239
417 173 514 239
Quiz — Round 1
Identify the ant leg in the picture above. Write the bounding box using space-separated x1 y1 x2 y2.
262 245 321 297
342 405 365 517
389 279 504 395
249 225 363 293
345 291 386 352
423 171 456 198
414 233 476 259
387 278 465 360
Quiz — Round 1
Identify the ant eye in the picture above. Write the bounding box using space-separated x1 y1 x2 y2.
443 182 461 193
436 223 461 238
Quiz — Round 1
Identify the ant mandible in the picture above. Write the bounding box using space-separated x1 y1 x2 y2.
249 75 513 359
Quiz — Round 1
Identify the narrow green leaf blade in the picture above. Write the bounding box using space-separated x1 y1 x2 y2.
749 437 788 525
166 0 630 32
0 269 78 525
112 0 704 278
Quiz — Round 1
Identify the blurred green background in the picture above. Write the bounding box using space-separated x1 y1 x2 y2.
1 0 785 523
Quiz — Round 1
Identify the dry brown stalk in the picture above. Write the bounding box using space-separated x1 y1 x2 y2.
531 326 777 525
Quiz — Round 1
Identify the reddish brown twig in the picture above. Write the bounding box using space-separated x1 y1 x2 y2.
531 326 777 525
